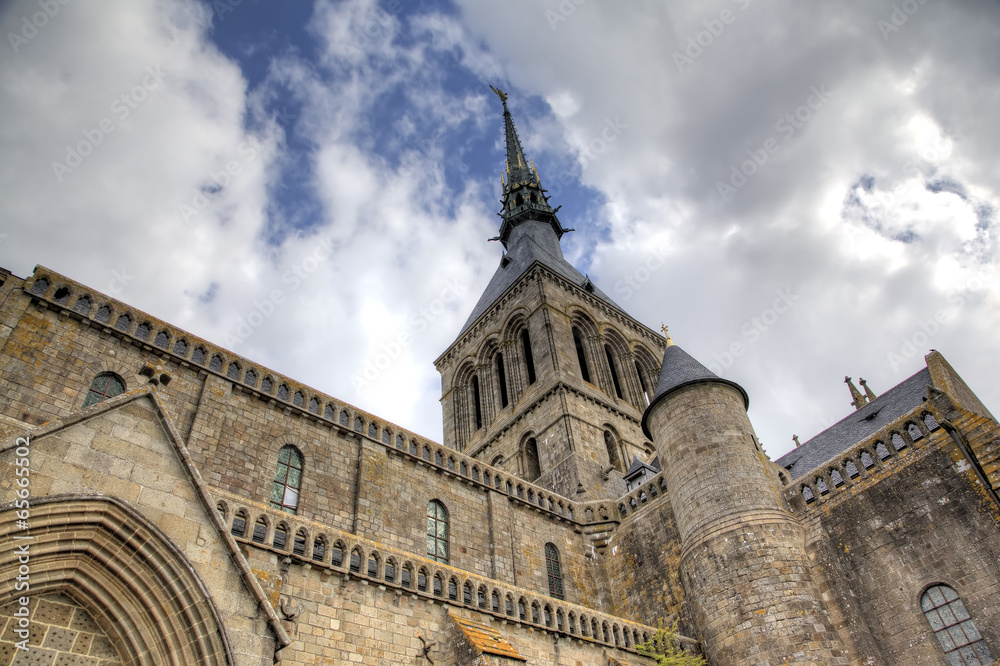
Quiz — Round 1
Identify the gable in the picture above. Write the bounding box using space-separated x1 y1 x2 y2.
0 387 288 663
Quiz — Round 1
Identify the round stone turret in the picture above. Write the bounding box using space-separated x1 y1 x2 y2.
642 344 848 664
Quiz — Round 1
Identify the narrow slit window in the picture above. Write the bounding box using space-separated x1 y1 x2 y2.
605 345 623 399
471 375 483 431
635 360 650 405
521 329 536 384
573 327 591 382
496 353 508 408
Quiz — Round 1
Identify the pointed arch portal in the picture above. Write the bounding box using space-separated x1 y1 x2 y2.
0 497 236 665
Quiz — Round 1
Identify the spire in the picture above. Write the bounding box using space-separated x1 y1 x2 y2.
859 377 877 402
490 86 565 248
845 376 866 410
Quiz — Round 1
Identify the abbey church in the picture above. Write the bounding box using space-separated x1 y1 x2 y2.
2 94 1000 666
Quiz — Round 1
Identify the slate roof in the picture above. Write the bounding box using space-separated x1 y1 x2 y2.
641 344 749 437
460 219 623 333
775 368 932 480
624 454 660 480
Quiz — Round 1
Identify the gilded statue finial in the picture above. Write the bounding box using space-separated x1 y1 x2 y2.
489 84 508 104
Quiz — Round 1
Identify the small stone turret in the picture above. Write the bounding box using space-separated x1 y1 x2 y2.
642 345 847 664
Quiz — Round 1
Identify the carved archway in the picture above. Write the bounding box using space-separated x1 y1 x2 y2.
0 496 236 665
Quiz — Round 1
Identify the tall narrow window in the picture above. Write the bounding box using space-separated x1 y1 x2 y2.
635 360 650 405
471 375 483 430
521 329 536 384
496 353 509 408
605 345 623 399
545 543 564 599
426 500 449 564
524 437 541 482
604 430 622 472
922 585 993 664
270 446 303 514
573 327 590 382
82 372 125 408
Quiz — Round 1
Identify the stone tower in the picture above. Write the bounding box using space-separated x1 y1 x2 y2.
434 90 666 499
642 343 849 663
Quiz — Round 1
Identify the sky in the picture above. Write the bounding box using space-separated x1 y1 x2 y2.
2 0 999 462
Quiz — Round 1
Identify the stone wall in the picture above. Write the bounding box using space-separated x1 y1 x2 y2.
791 414 1000 665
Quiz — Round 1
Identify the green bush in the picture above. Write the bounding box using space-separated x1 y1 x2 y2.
636 620 706 666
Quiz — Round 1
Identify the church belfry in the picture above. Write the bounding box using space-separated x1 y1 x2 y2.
434 89 666 499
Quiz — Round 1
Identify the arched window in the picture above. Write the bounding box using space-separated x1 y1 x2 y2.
471 375 483 431
495 353 508 408
635 360 650 405
270 446 302 514
604 429 622 473
252 516 267 543
524 437 541 482
426 500 449 564
82 372 125 408
605 345 623 399
73 296 91 315
922 585 993 664
272 523 288 550
29 278 49 295
230 510 247 538
573 327 591 382
545 543 564 599
521 329 536 385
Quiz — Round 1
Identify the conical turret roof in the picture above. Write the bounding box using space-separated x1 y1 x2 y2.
641 344 749 437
